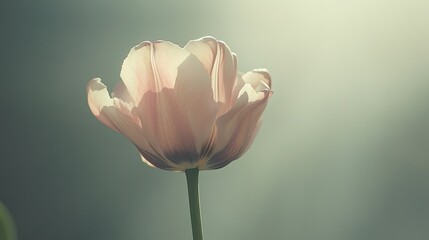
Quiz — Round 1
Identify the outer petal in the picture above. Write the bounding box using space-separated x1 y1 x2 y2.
202 74 272 169
87 78 119 132
132 53 219 168
218 69 271 116
185 36 237 113
120 41 190 104
242 69 272 92
87 78 181 170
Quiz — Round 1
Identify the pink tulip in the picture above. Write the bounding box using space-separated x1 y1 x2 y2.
87 36 272 171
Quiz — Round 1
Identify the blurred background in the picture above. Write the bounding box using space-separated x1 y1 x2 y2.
0 0 428 239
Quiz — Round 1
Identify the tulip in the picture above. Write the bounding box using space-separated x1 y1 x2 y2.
87 36 272 239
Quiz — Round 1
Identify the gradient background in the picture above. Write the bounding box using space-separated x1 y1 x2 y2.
1 0 429 239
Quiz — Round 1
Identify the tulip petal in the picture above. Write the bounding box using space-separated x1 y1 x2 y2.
87 78 182 170
120 41 190 104
203 85 272 169
229 72 246 109
185 37 237 113
87 78 119 132
112 80 134 104
242 69 272 92
101 105 183 170
133 53 219 168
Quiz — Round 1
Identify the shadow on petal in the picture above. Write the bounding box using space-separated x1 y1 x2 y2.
203 91 271 169
132 54 218 169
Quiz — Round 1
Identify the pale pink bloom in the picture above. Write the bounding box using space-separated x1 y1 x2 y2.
87 37 272 171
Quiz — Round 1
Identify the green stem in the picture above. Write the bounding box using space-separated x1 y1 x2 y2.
185 168 203 240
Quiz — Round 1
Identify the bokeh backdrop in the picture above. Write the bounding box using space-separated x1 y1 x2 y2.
1 0 428 239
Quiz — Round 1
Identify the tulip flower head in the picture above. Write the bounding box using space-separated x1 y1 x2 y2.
87 36 272 171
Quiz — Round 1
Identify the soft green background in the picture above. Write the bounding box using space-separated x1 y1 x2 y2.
1 0 428 239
